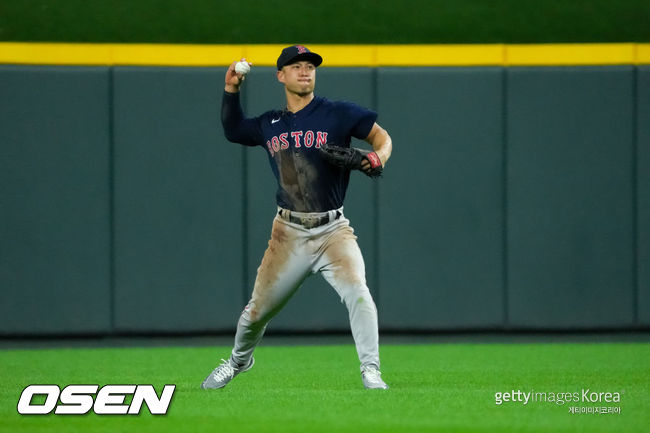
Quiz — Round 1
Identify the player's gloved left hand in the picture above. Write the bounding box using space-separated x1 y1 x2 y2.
319 144 383 178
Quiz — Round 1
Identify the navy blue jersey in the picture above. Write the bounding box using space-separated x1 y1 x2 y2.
222 91 377 212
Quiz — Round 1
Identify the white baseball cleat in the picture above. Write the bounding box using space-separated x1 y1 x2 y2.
201 357 254 389
361 365 389 389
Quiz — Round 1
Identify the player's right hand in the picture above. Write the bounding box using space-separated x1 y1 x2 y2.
224 58 250 93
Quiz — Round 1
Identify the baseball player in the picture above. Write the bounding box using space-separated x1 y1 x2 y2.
201 45 393 390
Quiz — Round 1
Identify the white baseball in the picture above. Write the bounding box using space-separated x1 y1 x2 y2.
235 61 250 75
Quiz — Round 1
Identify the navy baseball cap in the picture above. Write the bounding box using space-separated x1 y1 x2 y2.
276 45 323 70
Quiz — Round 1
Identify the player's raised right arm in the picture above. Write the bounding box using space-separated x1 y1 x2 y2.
221 60 260 146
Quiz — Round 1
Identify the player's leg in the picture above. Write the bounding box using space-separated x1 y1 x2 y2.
316 219 387 389
230 219 310 366
202 217 310 389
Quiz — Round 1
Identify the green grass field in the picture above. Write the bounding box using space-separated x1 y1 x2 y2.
1 342 648 433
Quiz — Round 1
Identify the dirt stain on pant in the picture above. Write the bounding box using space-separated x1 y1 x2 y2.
248 219 293 322
321 224 365 287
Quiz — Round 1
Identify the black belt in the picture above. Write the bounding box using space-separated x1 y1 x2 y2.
278 209 342 229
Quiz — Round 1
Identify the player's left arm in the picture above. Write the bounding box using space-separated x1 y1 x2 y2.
363 122 392 170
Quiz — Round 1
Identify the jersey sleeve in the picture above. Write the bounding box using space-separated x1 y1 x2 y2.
221 91 263 147
338 101 378 140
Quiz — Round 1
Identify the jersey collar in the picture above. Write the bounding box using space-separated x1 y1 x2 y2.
283 95 323 117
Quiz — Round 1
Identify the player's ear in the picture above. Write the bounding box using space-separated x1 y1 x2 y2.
276 69 285 84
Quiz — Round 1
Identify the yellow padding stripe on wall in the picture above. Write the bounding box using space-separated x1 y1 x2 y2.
1 43 649 66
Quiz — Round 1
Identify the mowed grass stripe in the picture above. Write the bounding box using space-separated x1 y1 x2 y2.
1 343 648 433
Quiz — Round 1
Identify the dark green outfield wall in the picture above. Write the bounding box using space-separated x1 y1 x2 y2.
0 65 648 335
639 67 650 325
0 67 112 334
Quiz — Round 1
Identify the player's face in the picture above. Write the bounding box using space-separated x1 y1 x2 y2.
277 61 316 96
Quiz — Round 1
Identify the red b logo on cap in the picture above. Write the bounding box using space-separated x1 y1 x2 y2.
296 45 307 54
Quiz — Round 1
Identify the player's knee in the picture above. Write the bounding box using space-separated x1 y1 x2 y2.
240 311 267 333
242 304 265 325
243 302 280 328
341 283 374 308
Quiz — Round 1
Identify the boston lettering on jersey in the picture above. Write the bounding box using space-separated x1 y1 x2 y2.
222 92 377 212
265 130 328 156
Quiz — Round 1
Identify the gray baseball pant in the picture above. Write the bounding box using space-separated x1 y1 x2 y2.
230 210 381 370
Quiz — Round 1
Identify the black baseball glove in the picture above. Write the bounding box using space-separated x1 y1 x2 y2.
319 144 383 178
